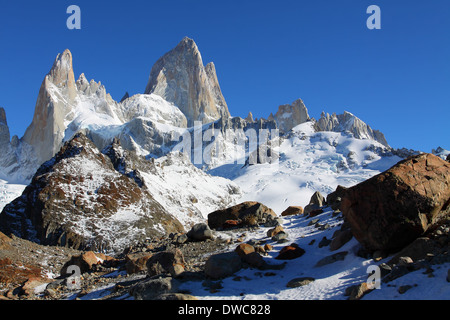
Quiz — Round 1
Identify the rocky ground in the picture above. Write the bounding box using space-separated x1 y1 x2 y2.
0 224 250 300
1 209 449 301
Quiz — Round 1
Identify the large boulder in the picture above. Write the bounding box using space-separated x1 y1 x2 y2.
341 153 450 253
60 251 115 275
204 251 242 279
187 223 213 241
207 202 277 229
130 277 180 300
280 206 303 217
146 249 186 278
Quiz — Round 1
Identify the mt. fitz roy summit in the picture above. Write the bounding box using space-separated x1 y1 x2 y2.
0 37 439 252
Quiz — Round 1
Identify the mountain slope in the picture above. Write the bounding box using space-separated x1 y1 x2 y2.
0 133 185 253
210 122 402 214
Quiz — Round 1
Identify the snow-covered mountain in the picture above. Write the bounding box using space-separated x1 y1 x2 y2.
0 133 241 253
210 121 402 214
0 37 430 247
0 37 449 301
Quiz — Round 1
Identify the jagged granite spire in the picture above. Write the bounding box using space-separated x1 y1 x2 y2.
22 49 77 165
145 37 230 126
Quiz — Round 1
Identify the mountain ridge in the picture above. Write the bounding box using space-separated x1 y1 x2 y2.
0 37 408 185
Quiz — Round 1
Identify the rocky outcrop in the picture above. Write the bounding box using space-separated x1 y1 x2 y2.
0 108 36 183
273 99 310 133
207 201 277 229
144 37 230 125
315 111 389 147
0 133 184 253
341 153 450 253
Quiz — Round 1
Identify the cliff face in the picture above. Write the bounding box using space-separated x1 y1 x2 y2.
145 37 230 126
22 50 77 166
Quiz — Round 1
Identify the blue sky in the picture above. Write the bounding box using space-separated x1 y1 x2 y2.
0 0 449 152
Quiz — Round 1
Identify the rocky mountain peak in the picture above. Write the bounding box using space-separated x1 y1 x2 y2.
47 49 77 100
274 99 311 133
315 111 389 147
144 37 230 126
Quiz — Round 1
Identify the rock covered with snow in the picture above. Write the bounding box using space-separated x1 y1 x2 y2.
315 111 389 147
119 94 188 128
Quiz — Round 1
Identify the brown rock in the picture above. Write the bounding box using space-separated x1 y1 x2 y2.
0 133 184 252
275 244 305 260
61 251 102 275
235 244 265 268
222 220 241 229
286 277 315 288
0 258 43 286
341 154 450 253
208 202 276 229
235 243 255 258
387 237 437 266
309 191 326 207
146 249 186 278
125 252 153 274
266 225 284 238
329 229 353 251
20 277 51 296
308 208 324 218
346 282 373 300
280 206 303 217
204 251 242 279
326 185 347 210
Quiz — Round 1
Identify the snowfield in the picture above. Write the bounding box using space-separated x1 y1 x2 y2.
0 179 25 212
210 122 402 214
178 209 450 300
